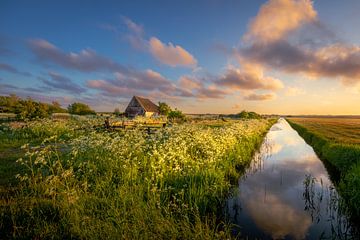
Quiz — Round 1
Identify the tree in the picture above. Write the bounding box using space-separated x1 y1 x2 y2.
49 101 67 113
68 102 96 115
158 102 172 116
168 109 186 122
237 110 261 119
114 108 120 116
0 95 68 119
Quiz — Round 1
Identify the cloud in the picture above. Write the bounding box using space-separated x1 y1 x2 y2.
0 35 15 56
232 104 241 109
122 17 148 51
87 69 230 100
0 63 32 77
178 75 229 99
28 39 125 72
216 64 284 91
285 86 306 96
244 92 276 101
178 76 203 90
87 79 133 96
149 37 197 68
87 68 179 98
40 72 86 94
120 17 198 68
238 0 360 86
244 0 317 43
197 85 229 99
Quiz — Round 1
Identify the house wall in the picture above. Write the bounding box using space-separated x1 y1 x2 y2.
125 98 144 118
145 112 157 117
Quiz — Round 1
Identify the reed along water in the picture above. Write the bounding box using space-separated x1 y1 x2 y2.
226 118 358 239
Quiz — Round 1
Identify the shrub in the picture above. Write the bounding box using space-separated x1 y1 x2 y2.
67 102 95 115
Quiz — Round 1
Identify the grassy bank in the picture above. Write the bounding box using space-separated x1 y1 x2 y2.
0 118 274 239
287 118 360 219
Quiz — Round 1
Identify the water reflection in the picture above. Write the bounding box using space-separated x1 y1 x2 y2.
226 118 356 239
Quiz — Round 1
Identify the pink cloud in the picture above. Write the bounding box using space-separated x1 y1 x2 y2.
216 64 284 91
244 92 276 101
244 0 317 44
149 37 197 68
28 39 124 72
40 71 86 94
238 0 360 86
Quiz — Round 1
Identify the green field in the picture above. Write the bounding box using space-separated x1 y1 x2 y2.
287 117 360 219
0 118 273 239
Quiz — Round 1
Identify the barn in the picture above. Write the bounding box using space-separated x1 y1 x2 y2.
125 96 160 118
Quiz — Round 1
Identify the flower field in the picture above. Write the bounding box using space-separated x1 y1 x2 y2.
0 118 273 239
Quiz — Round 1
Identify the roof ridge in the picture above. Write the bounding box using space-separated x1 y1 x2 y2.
133 96 159 112
133 96 146 109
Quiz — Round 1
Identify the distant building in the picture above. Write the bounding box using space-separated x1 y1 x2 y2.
125 96 159 118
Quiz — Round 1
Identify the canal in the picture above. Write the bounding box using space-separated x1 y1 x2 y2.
226 118 356 239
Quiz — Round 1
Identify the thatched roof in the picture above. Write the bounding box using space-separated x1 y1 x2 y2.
134 96 159 112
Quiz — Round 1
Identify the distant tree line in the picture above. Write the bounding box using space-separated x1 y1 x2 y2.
0 94 95 119
222 110 262 119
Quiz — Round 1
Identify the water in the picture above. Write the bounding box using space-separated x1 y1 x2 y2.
226 118 356 239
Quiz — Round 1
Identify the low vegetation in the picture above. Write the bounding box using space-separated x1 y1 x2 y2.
0 117 273 239
287 117 360 219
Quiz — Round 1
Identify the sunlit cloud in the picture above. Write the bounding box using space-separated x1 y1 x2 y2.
232 104 241 109
216 64 284 91
285 86 306 96
244 0 317 44
244 92 276 101
238 0 360 87
121 17 198 68
149 37 197 68
178 76 202 90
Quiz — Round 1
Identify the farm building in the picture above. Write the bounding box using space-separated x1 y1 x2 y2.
125 96 159 118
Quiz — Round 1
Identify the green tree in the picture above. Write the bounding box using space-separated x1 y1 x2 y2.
114 108 120 116
168 109 186 122
158 102 172 116
49 101 67 113
68 102 96 115
237 110 261 119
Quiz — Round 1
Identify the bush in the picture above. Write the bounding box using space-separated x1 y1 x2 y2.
68 102 95 115
168 109 186 122
237 111 262 119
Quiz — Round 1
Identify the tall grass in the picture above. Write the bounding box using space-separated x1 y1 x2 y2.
287 119 360 219
1 119 273 239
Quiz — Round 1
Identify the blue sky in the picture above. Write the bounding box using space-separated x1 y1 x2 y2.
1 0 360 114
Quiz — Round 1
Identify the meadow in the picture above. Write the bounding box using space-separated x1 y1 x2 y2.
0 117 273 239
287 117 360 220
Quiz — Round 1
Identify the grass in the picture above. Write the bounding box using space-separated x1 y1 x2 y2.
0 118 274 239
287 117 360 219
287 117 360 145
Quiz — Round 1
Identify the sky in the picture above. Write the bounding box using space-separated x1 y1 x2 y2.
1 0 360 114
